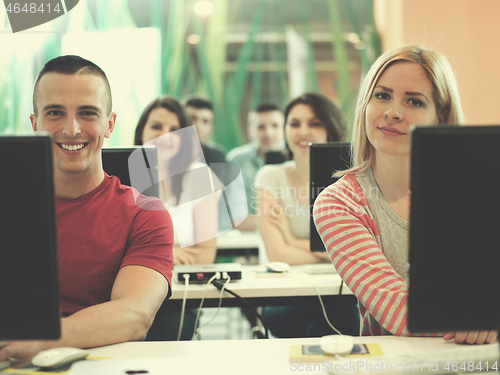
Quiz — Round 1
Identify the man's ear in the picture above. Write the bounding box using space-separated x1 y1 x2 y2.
30 114 38 132
105 112 117 138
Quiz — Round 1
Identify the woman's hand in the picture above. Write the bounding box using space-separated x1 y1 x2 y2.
443 331 498 345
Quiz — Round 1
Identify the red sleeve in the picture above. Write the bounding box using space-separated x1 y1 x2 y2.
120 195 174 299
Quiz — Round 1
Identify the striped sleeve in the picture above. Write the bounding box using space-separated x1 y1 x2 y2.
313 174 434 337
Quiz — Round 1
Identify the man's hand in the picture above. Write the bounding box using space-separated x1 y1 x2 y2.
443 331 498 345
0 341 44 362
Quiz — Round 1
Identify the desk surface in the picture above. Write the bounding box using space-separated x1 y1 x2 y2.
215 229 260 250
80 336 475 375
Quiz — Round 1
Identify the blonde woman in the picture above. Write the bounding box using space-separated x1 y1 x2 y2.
313 45 496 344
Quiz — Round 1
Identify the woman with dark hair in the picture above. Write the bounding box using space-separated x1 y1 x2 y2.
256 92 346 265
283 92 346 158
255 92 359 338
135 96 219 341
135 95 217 266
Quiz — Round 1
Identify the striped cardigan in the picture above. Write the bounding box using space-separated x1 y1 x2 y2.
313 173 436 337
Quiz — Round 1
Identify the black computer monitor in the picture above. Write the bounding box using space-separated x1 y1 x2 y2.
0 134 60 340
309 142 351 252
102 146 159 198
408 125 500 333
265 150 288 165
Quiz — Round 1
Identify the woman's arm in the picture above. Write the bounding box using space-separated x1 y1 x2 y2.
172 191 218 265
313 177 411 336
257 188 328 265
315 182 497 343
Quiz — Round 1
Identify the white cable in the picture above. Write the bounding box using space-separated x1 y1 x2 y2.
314 285 343 335
193 274 231 340
191 273 220 340
177 274 190 341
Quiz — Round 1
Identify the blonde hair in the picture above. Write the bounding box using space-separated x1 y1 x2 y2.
337 45 465 177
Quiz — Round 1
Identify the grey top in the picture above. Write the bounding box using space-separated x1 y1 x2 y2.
356 166 409 280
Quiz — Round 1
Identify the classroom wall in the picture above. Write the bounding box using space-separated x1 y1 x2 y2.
374 0 500 125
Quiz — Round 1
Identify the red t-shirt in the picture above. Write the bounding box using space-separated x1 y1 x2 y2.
56 174 174 317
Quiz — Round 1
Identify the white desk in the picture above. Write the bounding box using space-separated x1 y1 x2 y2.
78 336 478 375
167 264 353 309
216 229 260 250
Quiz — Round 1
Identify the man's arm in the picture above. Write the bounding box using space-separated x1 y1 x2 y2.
0 265 169 361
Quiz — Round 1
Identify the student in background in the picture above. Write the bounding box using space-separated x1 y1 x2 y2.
183 95 226 165
134 96 219 340
255 92 359 338
313 45 497 344
0 56 174 361
134 95 218 266
226 103 285 231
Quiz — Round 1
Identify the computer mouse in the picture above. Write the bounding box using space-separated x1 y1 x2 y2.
320 335 354 356
266 261 290 273
32 347 89 369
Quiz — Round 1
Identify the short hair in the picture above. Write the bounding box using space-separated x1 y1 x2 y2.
183 95 213 112
33 55 112 116
134 95 193 202
340 44 465 176
247 102 283 130
255 102 282 113
284 92 347 158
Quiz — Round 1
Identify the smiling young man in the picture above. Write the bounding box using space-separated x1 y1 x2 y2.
0 56 174 362
226 103 285 230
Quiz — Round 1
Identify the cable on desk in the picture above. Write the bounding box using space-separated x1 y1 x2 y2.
192 275 230 340
211 278 269 339
177 273 190 341
314 284 343 336
191 273 220 340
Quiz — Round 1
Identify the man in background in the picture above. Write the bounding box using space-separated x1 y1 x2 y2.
183 95 226 165
226 103 285 231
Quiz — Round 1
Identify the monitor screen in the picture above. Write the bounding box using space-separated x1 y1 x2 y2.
0 134 60 340
102 146 159 198
408 125 500 333
309 142 351 252
265 150 288 165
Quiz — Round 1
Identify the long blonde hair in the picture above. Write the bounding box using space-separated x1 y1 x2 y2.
338 45 465 176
